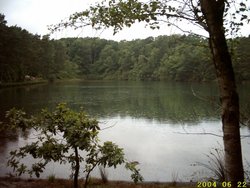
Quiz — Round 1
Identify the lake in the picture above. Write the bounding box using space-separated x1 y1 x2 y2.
0 81 249 182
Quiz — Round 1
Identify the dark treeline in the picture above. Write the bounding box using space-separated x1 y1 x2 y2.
0 14 78 82
1 14 250 83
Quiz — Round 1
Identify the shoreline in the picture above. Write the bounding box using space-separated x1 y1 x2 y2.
0 177 196 188
0 80 48 88
1 79 249 88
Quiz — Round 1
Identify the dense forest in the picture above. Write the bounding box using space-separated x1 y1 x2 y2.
1 14 250 83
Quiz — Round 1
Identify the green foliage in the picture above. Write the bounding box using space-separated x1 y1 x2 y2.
51 0 249 38
6 103 143 188
49 0 249 83
59 35 216 81
60 35 249 82
0 14 78 83
125 161 143 183
1 11 250 83
51 0 174 34
232 37 250 82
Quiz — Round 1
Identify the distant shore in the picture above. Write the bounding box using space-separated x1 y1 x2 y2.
0 80 48 88
1 79 249 89
0 78 99 88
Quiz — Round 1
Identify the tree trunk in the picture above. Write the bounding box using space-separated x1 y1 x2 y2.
74 147 80 188
200 0 244 185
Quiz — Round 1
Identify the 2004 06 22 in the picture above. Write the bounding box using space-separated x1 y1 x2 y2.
197 181 247 187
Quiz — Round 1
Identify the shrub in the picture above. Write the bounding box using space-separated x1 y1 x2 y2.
6 103 143 188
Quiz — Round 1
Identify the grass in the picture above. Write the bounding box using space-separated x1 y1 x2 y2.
47 174 56 183
99 166 108 184
171 170 179 186
195 148 225 182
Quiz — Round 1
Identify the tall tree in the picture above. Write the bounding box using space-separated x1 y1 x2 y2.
51 0 249 184
199 1 244 184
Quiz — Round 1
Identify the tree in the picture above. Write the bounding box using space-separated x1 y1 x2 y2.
199 1 244 184
95 43 119 78
51 0 249 185
0 14 9 82
0 15 74 83
117 41 134 79
6 103 143 188
233 36 250 82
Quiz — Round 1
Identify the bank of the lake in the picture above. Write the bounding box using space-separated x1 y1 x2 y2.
0 80 48 88
0 79 92 89
0 177 195 188
1 78 248 89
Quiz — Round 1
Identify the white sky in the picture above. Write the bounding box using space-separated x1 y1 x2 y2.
0 0 249 41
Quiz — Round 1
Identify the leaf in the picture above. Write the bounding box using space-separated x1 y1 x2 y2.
239 8 246 12
17 164 27 176
241 15 248 21
125 162 143 183
240 2 246 8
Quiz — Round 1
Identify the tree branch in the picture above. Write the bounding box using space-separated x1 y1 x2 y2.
174 131 223 137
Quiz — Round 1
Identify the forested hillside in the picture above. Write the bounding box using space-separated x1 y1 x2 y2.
58 36 250 82
62 36 214 81
1 14 250 83
0 14 78 82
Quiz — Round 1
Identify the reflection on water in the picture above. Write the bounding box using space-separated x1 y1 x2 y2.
0 81 249 181
0 81 222 121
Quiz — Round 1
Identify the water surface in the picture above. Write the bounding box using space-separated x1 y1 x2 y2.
0 81 249 181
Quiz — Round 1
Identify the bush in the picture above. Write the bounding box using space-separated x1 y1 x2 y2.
6 103 143 188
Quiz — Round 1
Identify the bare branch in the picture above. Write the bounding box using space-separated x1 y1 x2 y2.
100 121 117 130
174 131 223 137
